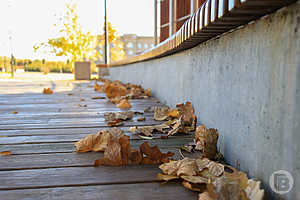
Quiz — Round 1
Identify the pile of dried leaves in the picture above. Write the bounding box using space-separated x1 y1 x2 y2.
158 157 264 200
74 128 174 166
129 101 197 137
94 79 152 108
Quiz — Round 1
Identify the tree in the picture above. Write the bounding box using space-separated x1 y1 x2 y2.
34 2 125 67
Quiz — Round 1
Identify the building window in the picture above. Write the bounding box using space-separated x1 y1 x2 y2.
127 42 133 48
144 43 148 49
151 44 154 48
137 43 142 49
128 50 134 55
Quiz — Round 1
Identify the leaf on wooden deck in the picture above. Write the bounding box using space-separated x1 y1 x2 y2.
134 124 170 137
198 192 214 200
105 112 134 121
74 128 124 152
94 138 173 166
181 176 208 184
94 137 123 166
209 176 248 200
245 179 264 200
182 181 206 192
154 106 170 121
145 88 152 97
116 99 131 109
94 81 102 91
0 151 11 156
157 173 179 181
168 109 180 118
43 88 53 94
176 102 196 126
195 125 219 160
140 142 174 164
137 117 146 121
105 111 134 126
91 96 105 99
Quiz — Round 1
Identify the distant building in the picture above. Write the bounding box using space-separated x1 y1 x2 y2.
119 34 155 58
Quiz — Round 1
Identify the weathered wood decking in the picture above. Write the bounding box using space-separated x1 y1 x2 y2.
0 78 197 199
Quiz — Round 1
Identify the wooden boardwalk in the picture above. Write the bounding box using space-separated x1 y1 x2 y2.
0 78 197 199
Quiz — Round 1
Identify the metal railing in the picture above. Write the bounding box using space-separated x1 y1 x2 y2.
100 0 296 68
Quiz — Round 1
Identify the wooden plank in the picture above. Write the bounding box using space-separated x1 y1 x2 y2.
0 148 181 170
0 183 198 200
0 120 162 130
0 116 159 126
0 110 154 120
0 165 163 189
0 138 191 154
0 127 110 136
0 131 193 144
0 97 161 105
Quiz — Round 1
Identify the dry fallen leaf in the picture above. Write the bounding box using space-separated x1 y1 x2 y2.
91 96 106 99
104 112 133 126
104 112 134 121
157 173 179 181
135 124 170 137
140 142 174 164
207 161 224 177
0 151 11 156
198 192 214 200
159 158 199 176
181 176 209 184
43 88 53 94
159 160 179 176
210 176 248 200
129 126 137 134
145 88 152 97
154 106 170 121
107 119 124 127
94 136 170 166
94 137 123 166
104 81 127 102
11 111 18 114
168 109 180 118
117 99 131 109
94 82 102 91
245 179 264 200
195 125 219 160
177 158 199 176
137 117 146 121
182 181 206 192
176 101 196 125
74 129 124 152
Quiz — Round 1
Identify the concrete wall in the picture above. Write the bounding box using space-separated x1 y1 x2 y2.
109 2 300 199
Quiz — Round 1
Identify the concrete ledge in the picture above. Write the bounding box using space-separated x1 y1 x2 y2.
109 2 300 199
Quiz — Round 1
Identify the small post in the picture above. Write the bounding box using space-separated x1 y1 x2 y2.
154 0 158 45
104 0 109 65
169 0 176 37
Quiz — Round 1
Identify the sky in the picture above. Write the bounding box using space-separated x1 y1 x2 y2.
0 0 155 61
